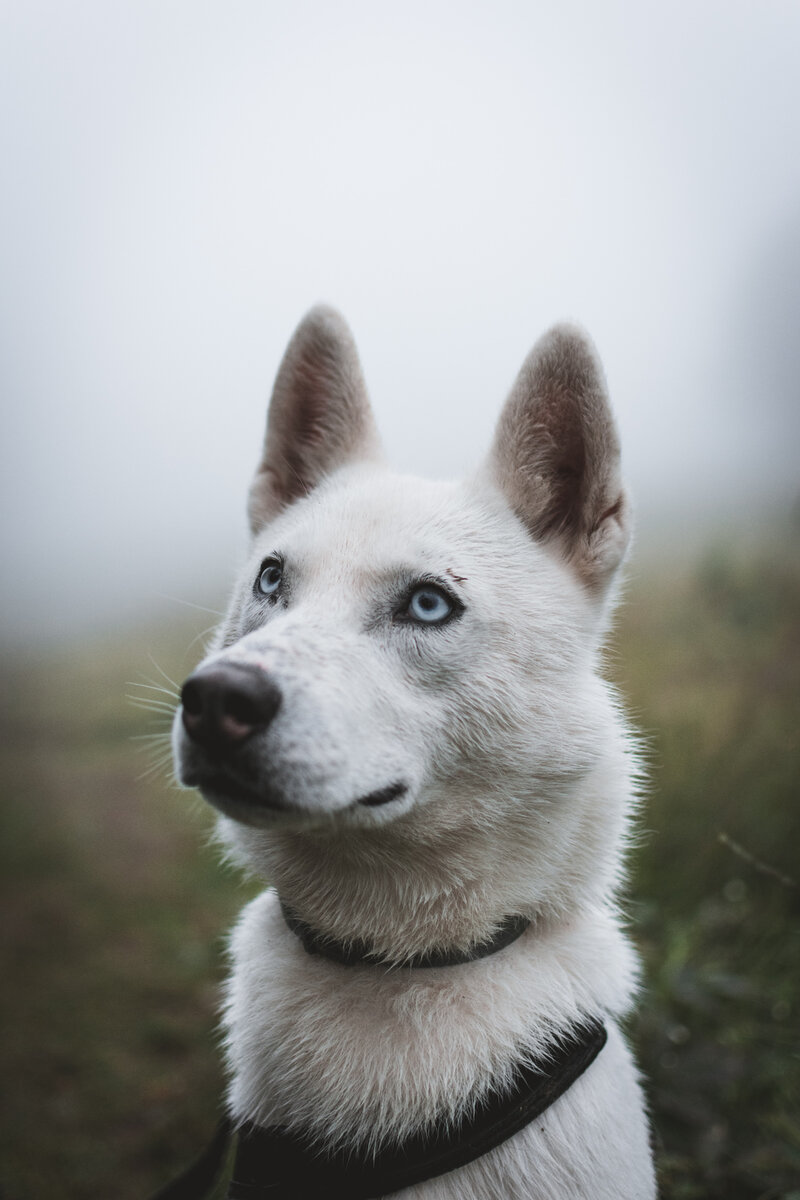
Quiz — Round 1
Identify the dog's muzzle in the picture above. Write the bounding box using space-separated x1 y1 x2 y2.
179 661 410 821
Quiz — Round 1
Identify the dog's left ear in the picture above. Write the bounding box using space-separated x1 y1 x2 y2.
248 305 382 533
489 323 631 594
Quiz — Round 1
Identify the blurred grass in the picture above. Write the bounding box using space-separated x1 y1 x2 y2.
616 536 800 1199
0 533 798 1198
0 625 256 1199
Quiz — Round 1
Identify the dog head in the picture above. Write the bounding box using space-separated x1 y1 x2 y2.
173 307 632 866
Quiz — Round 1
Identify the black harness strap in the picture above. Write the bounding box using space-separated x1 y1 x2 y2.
150 1115 233 1200
229 1019 607 1199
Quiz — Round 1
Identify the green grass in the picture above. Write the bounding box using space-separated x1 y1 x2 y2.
1 537 798 1198
616 543 800 1199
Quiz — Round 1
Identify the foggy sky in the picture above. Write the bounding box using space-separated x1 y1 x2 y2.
1 1 799 641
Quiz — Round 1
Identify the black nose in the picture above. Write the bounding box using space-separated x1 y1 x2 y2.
180 662 281 752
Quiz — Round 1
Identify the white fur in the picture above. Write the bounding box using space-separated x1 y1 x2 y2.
172 308 656 1198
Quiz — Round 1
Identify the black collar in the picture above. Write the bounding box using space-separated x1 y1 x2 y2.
152 1018 607 1200
280 901 532 968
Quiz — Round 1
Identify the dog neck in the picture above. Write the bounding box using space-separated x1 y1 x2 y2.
279 898 531 968
223 751 631 965
243 832 594 968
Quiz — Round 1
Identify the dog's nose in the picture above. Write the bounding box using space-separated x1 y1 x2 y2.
180 662 281 751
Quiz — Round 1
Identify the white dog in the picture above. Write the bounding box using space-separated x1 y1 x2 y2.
172 307 656 1199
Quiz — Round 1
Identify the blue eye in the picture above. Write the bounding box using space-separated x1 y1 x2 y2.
257 559 283 597
407 586 454 625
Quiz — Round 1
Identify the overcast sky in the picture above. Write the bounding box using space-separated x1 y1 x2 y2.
1 1 799 641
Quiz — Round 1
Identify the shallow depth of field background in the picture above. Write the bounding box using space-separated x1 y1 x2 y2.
1 3 798 1198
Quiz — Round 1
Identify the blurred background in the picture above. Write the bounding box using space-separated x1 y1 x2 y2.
1 2 798 1197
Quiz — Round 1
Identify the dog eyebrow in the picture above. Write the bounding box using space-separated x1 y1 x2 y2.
445 568 468 584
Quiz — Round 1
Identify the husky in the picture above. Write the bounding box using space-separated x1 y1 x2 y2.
172 306 656 1198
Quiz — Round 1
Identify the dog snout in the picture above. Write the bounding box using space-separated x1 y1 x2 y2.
180 662 282 753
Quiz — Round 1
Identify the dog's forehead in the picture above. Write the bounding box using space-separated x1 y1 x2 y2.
257 467 501 574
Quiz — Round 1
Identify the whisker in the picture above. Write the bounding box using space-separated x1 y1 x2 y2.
134 745 174 765
145 739 175 758
154 592 224 618
126 693 176 710
185 623 219 656
127 698 177 717
126 680 181 700
135 734 177 772
137 758 175 782
128 697 177 713
134 729 178 781
146 652 182 693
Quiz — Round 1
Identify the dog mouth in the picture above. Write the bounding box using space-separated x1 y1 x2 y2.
356 781 407 808
192 769 286 812
184 761 408 822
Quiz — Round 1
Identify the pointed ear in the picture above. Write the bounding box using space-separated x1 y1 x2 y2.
489 323 631 593
248 305 382 533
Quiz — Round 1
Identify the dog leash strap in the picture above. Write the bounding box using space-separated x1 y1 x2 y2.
227 1018 607 1200
280 901 531 968
149 1115 233 1200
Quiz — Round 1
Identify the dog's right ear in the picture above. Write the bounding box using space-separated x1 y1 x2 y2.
248 306 381 533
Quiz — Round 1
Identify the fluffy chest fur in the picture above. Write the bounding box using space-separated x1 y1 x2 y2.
225 890 638 1144
222 893 654 1199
